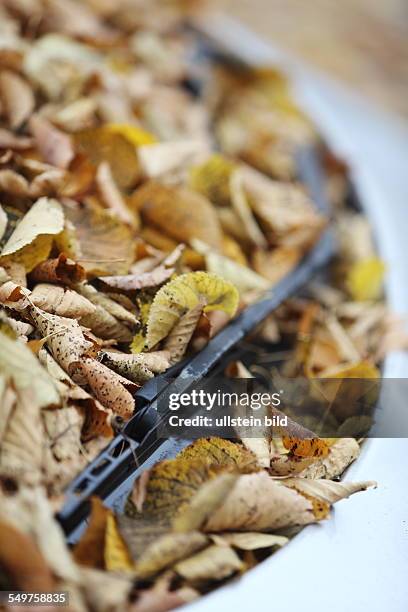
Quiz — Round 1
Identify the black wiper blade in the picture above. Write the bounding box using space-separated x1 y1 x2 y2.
57 147 334 542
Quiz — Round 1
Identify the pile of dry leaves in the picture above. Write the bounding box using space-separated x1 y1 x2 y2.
0 1 402 611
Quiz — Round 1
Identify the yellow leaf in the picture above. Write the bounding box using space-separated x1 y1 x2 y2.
0 198 64 272
145 272 239 348
190 154 235 207
346 257 385 301
105 123 157 146
104 514 134 573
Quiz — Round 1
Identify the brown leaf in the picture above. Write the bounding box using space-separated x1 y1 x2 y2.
174 544 243 583
135 181 223 250
29 114 74 169
28 305 98 381
104 513 134 573
0 520 55 592
214 532 288 551
252 246 301 285
118 519 208 578
73 497 109 569
30 253 86 285
99 350 171 385
163 301 204 364
284 478 377 504
99 265 174 293
298 438 361 479
0 70 35 129
74 127 140 190
76 357 135 418
96 161 139 228
204 471 327 532
64 199 134 276
31 283 96 318
0 383 44 486
0 127 33 149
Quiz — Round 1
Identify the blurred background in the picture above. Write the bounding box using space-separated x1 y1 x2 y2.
221 0 408 119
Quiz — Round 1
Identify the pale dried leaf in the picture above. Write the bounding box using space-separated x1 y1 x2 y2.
284 478 377 504
174 544 243 583
0 197 64 272
299 438 361 479
29 114 74 169
0 69 35 128
31 283 96 318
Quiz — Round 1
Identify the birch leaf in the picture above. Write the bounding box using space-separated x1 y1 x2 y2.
0 70 35 129
346 257 385 301
146 271 239 348
104 513 134 573
64 199 134 276
0 198 64 272
98 265 174 293
31 283 96 318
96 161 139 229
0 521 55 592
76 357 135 418
163 301 204 364
28 305 98 381
30 253 86 285
298 438 361 479
192 239 269 295
29 114 74 169
204 471 327 532
174 544 243 583
135 181 223 250
284 478 377 504
73 497 109 569
98 351 170 384
214 532 288 551
0 330 59 408
0 384 44 485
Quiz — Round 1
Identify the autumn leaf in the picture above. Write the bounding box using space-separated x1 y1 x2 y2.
64 199 134 276
298 438 361 479
104 513 134 573
31 283 96 318
145 271 239 348
0 330 59 408
174 544 243 584
73 497 109 569
346 257 385 301
134 181 223 250
29 114 75 169
30 253 86 285
0 198 64 272
0 520 55 592
0 70 35 129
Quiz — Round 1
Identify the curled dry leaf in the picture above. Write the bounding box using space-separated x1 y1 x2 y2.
174 544 243 583
64 199 134 276
76 357 135 418
96 161 139 229
138 139 210 178
104 513 134 573
284 478 377 504
145 271 239 349
30 253 86 285
135 181 223 250
0 127 33 149
118 518 208 578
0 384 44 485
0 197 64 272
31 283 96 318
76 283 138 342
0 520 55 592
28 305 98 382
29 114 75 169
298 438 361 480
99 350 171 384
99 265 174 293
163 301 204 364
0 330 59 408
214 532 288 551
0 69 35 129
73 497 109 569
192 239 269 295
